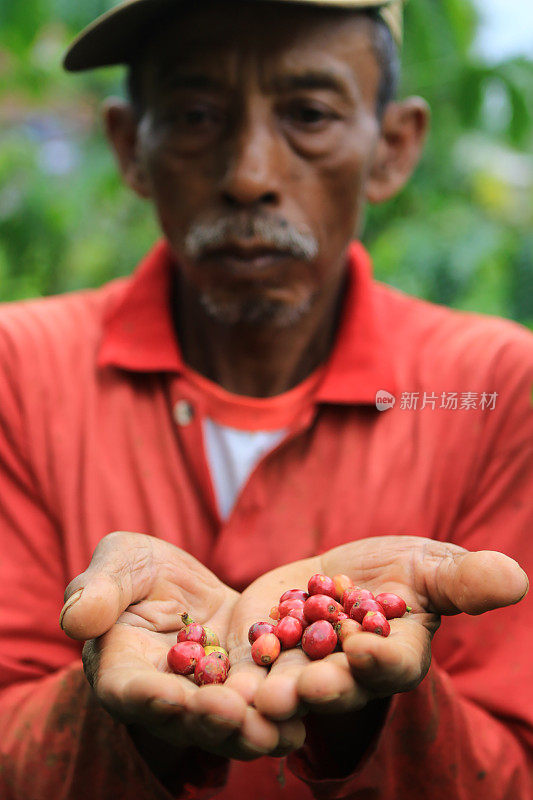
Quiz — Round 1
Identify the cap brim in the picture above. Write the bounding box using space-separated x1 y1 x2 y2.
63 0 401 72
64 0 170 71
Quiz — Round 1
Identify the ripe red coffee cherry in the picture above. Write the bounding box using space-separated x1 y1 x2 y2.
362 611 390 637
252 633 281 666
269 605 280 620
374 593 409 619
278 598 305 618
194 652 229 685
276 616 303 649
167 641 205 675
177 623 207 647
307 574 336 599
248 621 276 645
332 574 354 603
304 594 343 623
342 587 374 614
287 607 309 630
279 589 309 604
350 598 384 623
302 620 338 660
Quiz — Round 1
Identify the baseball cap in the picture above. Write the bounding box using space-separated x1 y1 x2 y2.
63 0 404 72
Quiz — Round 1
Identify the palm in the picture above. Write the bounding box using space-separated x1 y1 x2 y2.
70 536 239 742
95 540 235 692
63 532 305 757
107 535 237 653
225 536 527 720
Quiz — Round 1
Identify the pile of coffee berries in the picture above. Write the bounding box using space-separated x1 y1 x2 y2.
249 574 411 668
167 612 229 685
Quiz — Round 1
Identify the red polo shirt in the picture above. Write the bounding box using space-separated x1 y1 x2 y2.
0 240 531 799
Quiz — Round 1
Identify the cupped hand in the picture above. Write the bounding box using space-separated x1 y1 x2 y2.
60 531 305 760
225 536 529 722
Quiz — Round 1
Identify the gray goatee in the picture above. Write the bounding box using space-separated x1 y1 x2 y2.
182 214 320 327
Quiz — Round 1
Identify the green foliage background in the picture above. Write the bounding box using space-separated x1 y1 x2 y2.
1 0 532 327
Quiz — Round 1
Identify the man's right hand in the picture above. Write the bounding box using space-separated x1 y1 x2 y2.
60 531 305 763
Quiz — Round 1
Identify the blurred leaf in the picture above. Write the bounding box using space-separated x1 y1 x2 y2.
442 0 479 55
0 0 48 52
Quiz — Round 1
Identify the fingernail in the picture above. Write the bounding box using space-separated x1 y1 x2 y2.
238 740 270 756
278 736 296 751
150 699 183 716
309 692 341 704
59 589 83 629
204 714 238 731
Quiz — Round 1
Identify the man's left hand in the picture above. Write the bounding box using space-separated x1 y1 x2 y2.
225 536 528 729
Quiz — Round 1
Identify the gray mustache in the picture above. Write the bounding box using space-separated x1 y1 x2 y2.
184 216 319 262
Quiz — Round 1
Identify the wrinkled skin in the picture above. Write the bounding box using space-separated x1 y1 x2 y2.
64 532 304 761
225 536 529 719
62 532 528 764
104 0 429 397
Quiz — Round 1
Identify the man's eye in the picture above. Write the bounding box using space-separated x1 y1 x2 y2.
183 105 220 127
287 104 335 126
160 102 223 130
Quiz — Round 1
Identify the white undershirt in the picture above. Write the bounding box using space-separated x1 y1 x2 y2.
203 418 286 520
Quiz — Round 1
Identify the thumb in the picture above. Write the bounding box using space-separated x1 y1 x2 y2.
60 531 157 640
425 548 529 616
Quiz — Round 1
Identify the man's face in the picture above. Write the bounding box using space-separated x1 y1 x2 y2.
131 2 386 325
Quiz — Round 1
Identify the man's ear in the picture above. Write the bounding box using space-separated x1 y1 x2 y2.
365 97 430 205
102 98 151 199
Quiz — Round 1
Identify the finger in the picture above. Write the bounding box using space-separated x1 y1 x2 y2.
117 600 192 633
107 669 251 752
269 717 307 757
82 623 186 715
185 684 248 746
89 624 301 760
227 706 305 760
227 706 282 759
320 536 528 616
253 648 310 721
296 652 371 714
60 531 159 639
224 560 321 704
87 627 250 750
97 659 196 728
419 546 529 615
224 642 267 704
342 616 433 695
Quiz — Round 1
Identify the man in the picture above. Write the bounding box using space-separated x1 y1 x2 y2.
0 0 531 798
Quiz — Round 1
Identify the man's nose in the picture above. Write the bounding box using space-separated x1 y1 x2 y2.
219 112 283 209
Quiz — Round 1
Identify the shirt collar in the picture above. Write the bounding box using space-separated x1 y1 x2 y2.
98 240 182 373
97 239 396 405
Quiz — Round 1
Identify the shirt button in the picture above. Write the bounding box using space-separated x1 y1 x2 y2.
174 400 194 426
